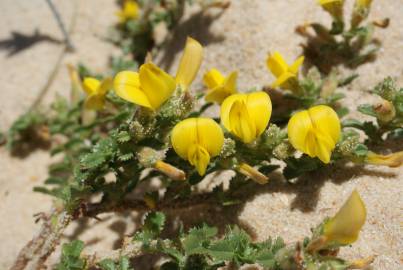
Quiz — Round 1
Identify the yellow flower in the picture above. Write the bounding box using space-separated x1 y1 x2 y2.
323 190 367 245
317 0 344 20
221 92 272 143
113 37 203 110
171 118 224 176
266 51 304 91
203 68 238 104
366 151 403 168
116 0 139 23
287 105 340 163
82 77 112 110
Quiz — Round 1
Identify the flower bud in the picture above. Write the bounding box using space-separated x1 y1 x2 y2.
154 160 186 181
238 163 268 185
373 100 396 123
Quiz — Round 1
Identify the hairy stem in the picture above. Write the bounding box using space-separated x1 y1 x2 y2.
10 208 71 270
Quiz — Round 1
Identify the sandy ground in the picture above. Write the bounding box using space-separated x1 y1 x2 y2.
0 0 402 269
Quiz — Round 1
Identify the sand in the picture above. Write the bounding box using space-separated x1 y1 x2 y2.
0 0 402 269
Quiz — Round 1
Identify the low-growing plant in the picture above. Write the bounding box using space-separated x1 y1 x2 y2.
4 1 401 269
297 0 389 73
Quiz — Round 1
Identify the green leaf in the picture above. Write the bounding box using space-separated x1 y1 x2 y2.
56 240 86 270
119 257 132 270
144 211 165 235
358 104 376 117
134 212 166 246
208 226 251 264
338 74 359 87
116 131 132 143
182 224 217 255
255 250 276 268
98 257 133 270
208 240 235 262
283 156 322 180
353 144 368 157
80 152 106 169
98 259 116 270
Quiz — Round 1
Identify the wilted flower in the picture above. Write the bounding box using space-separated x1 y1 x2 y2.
113 37 203 110
266 51 304 92
373 99 396 123
366 151 403 168
351 0 373 28
203 68 238 104
287 105 341 163
116 0 139 23
221 92 272 143
317 0 345 20
82 77 112 110
171 118 224 176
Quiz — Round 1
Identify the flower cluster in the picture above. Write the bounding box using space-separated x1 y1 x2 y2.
79 37 346 177
6 2 401 269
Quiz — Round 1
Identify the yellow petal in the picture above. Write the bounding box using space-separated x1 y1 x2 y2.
194 118 224 157
266 51 289 78
318 0 343 4
205 88 230 104
98 77 113 95
271 72 295 89
289 56 305 74
316 138 332 163
171 118 198 160
113 71 152 108
175 37 203 90
288 110 313 154
323 190 367 245
308 105 341 145
84 94 105 110
187 144 210 176
221 92 271 143
318 0 344 18
171 118 223 175
205 71 238 104
83 77 100 95
139 63 176 110
229 100 256 143
356 0 372 9
245 91 272 136
221 93 245 132
288 105 340 163
223 71 238 95
123 0 139 20
203 68 225 89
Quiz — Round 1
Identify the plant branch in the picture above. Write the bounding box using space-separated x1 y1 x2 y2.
81 192 220 219
10 208 71 270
